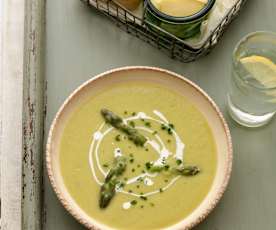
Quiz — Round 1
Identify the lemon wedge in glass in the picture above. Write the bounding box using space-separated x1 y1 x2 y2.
240 55 276 88
240 55 276 101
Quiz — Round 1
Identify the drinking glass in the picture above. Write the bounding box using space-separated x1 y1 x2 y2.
227 31 276 127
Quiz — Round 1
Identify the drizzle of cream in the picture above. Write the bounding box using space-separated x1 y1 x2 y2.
144 177 154 186
93 131 103 140
154 148 171 166
126 173 157 185
122 201 132 210
153 110 169 123
88 110 186 198
114 147 122 157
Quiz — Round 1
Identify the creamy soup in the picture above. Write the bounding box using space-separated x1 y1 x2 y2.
59 81 217 230
151 0 207 17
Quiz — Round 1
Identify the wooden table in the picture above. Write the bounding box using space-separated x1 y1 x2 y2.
1 0 276 229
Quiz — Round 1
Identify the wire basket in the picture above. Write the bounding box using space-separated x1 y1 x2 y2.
81 0 247 62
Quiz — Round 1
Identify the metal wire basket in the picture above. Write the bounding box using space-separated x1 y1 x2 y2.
81 0 247 62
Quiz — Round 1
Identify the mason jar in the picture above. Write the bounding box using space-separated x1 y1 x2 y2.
144 0 216 39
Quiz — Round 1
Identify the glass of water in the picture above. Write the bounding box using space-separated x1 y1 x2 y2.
227 31 276 127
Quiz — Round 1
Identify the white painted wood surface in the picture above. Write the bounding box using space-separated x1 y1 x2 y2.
22 0 45 229
1 0 45 229
1 1 25 229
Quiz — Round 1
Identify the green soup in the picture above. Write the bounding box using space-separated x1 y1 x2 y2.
59 81 217 230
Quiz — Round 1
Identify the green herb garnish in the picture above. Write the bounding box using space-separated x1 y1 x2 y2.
102 164 109 168
129 121 135 128
176 159 182 165
145 122 151 127
130 200 137 205
140 196 148 201
115 134 121 141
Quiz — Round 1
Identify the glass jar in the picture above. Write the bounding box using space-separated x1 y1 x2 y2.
227 31 276 127
144 0 216 39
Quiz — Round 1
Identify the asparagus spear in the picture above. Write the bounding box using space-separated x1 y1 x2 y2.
101 109 147 146
146 162 200 176
99 156 127 209
172 165 200 176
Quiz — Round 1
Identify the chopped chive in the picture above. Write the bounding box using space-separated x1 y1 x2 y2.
136 185 140 189
132 112 136 116
152 131 158 135
137 164 141 168
132 168 135 172
145 122 151 127
167 128 173 135
164 165 170 171
140 196 148 201
130 158 134 163
129 190 133 193
140 205 144 208
141 118 145 122
115 134 121 141
164 179 169 183
161 124 166 130
129 153 134 158
102 164 109 168
167 139 171 143
169 123 174 129
140 192 144 195
159 188 163 193
176 159 182 165
145 162 152 169
130 200 137 205
141 170 146 173
145 148 149 152
150 202 155 207
129 121 135 128
124 177 128 181
118 182 125 188
124 111 128 115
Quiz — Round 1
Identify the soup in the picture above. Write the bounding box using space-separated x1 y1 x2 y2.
150 0 207 17
59 81 217 229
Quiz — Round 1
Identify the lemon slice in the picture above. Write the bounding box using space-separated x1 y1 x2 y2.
240 55 276 102
240 55 276 88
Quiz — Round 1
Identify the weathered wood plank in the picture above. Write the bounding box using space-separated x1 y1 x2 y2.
22 0 45 230
1 0 45 229
1 1 25 229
